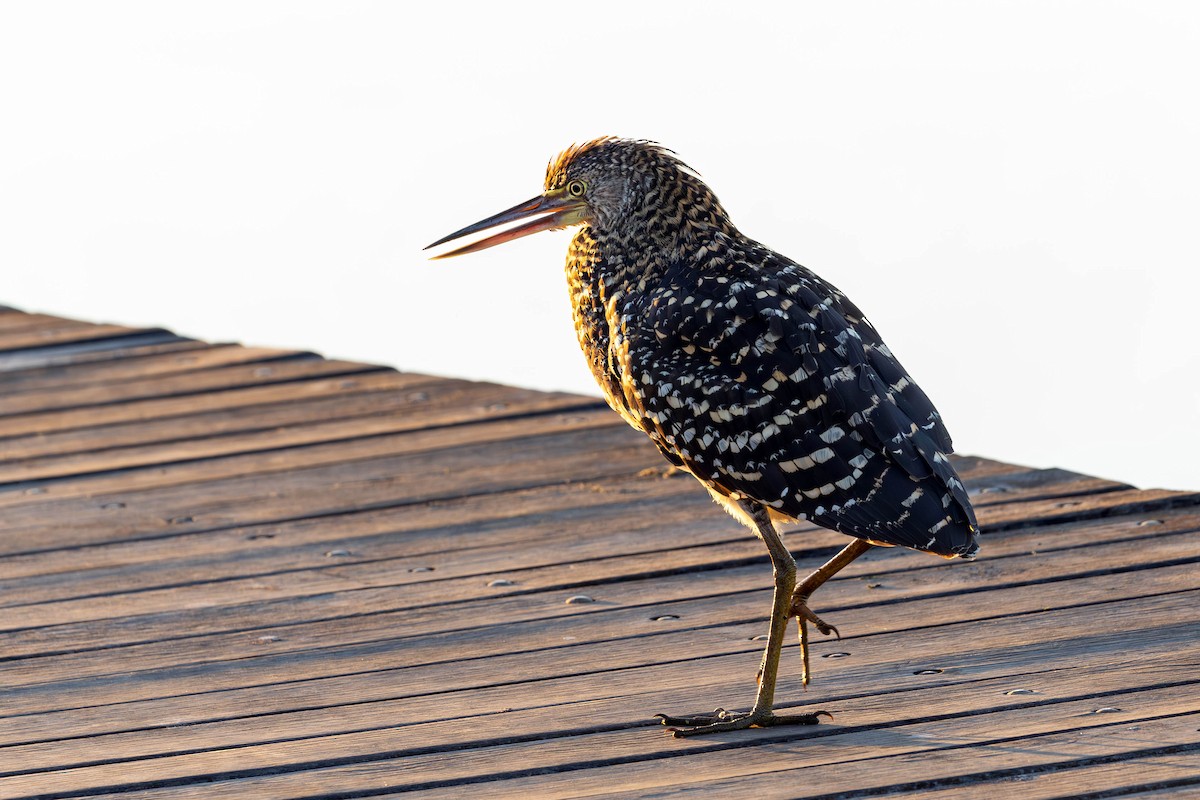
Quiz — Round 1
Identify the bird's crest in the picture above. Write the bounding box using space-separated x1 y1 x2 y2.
544 136 621 189
544 137 698 190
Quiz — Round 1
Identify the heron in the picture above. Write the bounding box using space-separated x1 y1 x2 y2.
427 137 978 736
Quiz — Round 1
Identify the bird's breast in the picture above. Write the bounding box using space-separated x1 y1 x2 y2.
565 229 631 419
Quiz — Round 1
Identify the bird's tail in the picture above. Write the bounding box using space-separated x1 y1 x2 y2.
815 461 980 559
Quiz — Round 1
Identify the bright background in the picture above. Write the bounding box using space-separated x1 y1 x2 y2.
2 2 1198 490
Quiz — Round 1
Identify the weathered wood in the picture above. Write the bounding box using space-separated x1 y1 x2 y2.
0 402 619 513
1103 788 1200 800
0 415 637 560
0 383 602 483
0 462 1128 606
0 470 1190 700
0 310 1194 799
443 705 1200 800
0 321 168 353
12 640 1200 796
0 356 389 427
0 335 203 373
0 312 90 335
0 458 1050 588
856 756 1200 800
0 467 1162 664
0 376 592 462
7 624 1195 789
2 545 1195 722
3 482 1193 654
13 650 1197 798
0 343 306 395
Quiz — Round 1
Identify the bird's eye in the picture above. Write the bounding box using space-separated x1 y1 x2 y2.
566 180 587 197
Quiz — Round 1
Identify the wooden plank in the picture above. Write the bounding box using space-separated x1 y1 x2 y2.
0 356 390 417
0 452 1164 569
0 311 81 333
0 314 125 340
0 443 1067 548
0 418 1021 505
0 343 308 395
1 534 1194 718
10 630 1196 798
0 309 1191 798
8 621 1192 772
0 467 1181 668
86 750 1200 800
0 383 604 484
0 459 1063 572
7 584 1195 774
0 465 1147 618
0 366 420 441
0 321 163 353
1107 787 1200 800
0 434 1022 515
0 412 634 551
0 456 1033 584
3 470 678 597
854 755 1200 800
14 645 1199 796
979 488 1200 531
0 331 195 372
10 507 1187 673
0 465 693 581
3 547 1191 791
2 475 1193 647
468 712 1200 800
2 554 1194 751
0 334 204 373
0 466 1128 611
47 723 1200 799
0 373 461 460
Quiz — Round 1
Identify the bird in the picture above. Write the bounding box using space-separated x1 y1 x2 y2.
426 137 979 737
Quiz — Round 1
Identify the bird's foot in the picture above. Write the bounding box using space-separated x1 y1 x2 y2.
790 598 841 687
790 598 839 638
655 707 830 738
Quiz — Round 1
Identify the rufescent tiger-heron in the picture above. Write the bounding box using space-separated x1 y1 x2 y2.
426 137 978 736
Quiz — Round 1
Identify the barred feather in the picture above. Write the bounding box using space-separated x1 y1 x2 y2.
555 138 978 559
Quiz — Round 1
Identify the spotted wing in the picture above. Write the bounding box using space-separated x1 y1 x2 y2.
619 249 978 558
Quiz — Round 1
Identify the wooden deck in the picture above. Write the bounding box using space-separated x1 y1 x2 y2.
1 307 1198 799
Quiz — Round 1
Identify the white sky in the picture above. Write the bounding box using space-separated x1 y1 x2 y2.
2 2 1198 490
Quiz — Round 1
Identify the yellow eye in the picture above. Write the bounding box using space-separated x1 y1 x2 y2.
566 179 586 197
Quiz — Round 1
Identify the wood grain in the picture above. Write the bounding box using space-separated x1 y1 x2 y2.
0 310 1195 800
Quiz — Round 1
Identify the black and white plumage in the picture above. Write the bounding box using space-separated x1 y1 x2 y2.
555 139 977 558
428 137 979 736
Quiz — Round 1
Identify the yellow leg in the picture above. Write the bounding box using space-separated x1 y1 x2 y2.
790 538 873 686
657 501 829 737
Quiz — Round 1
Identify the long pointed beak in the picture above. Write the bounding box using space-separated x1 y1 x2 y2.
425 193 586 259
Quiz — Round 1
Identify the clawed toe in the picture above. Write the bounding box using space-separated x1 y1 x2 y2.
792 599 838 638
791 598 844 686
649 536 864 738
655 708 830 737
815 619 840 639
654 708 731 727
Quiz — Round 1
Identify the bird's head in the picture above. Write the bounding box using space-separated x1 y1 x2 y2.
426 137 734 260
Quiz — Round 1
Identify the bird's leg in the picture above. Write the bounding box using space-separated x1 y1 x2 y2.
657 501 828 737
790 538 873 686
